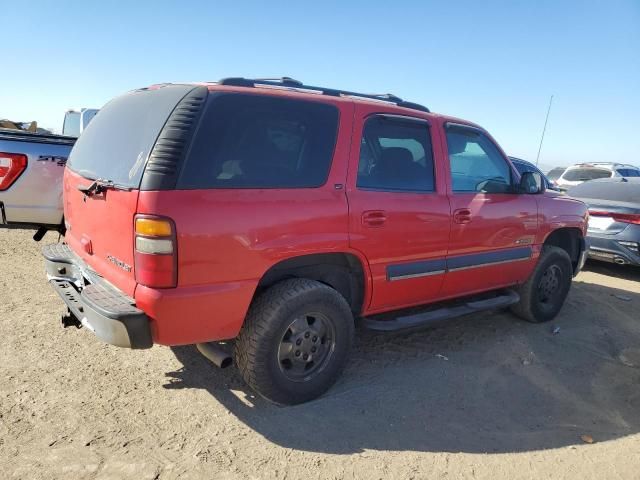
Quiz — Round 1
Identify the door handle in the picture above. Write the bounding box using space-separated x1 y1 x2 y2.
362 210 387 227
453 208 472 224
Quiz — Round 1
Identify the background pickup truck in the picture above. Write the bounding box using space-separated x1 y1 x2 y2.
0 129 75 236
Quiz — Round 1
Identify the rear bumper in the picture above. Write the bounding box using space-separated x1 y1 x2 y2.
586 232 640 267
43 243 152 349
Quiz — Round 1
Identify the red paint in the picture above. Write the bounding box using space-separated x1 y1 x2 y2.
0 152 27 191
62 83 588 346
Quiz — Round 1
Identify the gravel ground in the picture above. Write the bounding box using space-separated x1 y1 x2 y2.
1 229 639 479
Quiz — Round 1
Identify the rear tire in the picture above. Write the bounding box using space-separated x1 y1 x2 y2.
511 245 573 323
235 278 354 405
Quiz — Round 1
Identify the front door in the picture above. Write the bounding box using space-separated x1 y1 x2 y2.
440 122 538 298
347 106 451 314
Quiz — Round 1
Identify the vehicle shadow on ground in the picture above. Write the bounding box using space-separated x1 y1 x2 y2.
164 280 640 454
583 259 640 282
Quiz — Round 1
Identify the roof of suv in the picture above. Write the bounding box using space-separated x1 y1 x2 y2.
567 163 639 171
151 77 479 129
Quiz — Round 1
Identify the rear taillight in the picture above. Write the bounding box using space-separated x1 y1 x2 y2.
590 211 640 225
0 152 27 191
134 215 177 288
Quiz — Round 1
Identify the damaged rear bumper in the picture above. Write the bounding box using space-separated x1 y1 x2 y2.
43 243 152 349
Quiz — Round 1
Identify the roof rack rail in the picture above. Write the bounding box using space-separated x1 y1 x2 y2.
217 77 430 113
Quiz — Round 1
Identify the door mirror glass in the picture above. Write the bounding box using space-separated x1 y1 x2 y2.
519 171 545 194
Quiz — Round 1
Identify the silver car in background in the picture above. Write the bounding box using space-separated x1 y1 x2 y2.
568 178 640 266
556 162 640 190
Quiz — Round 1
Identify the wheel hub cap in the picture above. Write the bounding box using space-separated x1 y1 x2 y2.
277 313 335 382
538 264 562 303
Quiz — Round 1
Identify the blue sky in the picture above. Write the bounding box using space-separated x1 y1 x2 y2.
2 0 639 170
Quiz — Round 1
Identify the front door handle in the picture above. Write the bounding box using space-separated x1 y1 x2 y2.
362 210 387 227
453 208 472 224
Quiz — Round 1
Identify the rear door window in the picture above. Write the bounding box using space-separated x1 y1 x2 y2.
356 116 435 192
178 94 339 189
562 168 612 181
67 84 195 187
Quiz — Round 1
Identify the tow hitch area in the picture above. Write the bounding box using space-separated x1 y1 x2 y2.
61 309 82 329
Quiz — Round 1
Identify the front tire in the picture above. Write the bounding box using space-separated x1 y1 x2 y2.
511 245 573 323
235 279 354 405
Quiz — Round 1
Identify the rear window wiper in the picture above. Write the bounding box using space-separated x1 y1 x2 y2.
78 178 132 196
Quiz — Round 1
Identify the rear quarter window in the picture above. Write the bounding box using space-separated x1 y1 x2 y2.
178 94 339 189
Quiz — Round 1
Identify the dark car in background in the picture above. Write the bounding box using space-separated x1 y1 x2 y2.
568 178 640 266
508 157 559 191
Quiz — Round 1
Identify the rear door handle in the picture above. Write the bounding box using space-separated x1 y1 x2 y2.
362 210 387 227
453 208 472 224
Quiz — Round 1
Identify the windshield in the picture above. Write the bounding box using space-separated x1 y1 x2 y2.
67 85 195 187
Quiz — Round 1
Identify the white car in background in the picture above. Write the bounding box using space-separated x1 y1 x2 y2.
555 162 640 190
62 108 99 137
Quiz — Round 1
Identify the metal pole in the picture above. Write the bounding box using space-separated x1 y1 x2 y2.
535 95 554 166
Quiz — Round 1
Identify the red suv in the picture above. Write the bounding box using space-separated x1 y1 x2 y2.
43 77 588 404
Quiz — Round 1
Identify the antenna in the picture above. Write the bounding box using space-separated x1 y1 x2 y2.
535 95 554 166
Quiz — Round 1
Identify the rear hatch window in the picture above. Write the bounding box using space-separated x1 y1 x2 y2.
67 85 197 186
562 168 612 182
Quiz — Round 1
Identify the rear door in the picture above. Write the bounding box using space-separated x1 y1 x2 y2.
63 84 198 296
441 122 538 298
347 105 451 313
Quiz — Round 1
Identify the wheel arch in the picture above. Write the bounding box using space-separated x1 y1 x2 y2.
256 252 368 316
542 227 584 271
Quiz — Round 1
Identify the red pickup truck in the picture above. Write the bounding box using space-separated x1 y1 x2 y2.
43 78 588 404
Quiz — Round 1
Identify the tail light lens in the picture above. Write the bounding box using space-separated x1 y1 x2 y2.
0 152 27 191
590 211 640 225
134 215 177 288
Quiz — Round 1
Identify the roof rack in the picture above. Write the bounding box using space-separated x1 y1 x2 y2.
217 77 430 113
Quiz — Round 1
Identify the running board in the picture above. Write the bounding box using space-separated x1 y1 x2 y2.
363 290 520 332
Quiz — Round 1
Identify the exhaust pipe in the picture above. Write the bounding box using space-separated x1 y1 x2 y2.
614 257 627 265
196 342 233 368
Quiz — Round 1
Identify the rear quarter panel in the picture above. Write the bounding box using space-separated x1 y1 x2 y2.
135 100 363 344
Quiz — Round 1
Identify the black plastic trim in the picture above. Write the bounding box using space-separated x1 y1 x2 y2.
0 131 76 146
140 86 209 191
386 247 533 281
364 290 521 331
387 259 446 280
49 279 152 349
447 247 532 271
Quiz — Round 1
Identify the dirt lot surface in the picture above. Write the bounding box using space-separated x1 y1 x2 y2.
1 229 639 479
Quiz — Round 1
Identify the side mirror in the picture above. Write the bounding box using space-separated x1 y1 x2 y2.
519 171 546 194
